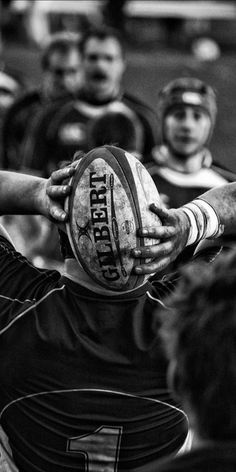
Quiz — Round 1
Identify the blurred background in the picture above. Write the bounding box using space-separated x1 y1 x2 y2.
1 0 236 171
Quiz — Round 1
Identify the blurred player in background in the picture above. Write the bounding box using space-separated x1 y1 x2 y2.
22 26 158 177
1 31 83 267
2 31 82 171
146 77 231 268
147 77 229 209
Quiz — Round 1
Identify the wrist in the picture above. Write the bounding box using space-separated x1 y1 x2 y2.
181 198 224 246
0 172 45 215
32 178 48 216
177 208 192 246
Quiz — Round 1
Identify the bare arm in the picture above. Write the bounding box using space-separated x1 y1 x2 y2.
199 182 236 234
132 183 236 274
0 167 75 221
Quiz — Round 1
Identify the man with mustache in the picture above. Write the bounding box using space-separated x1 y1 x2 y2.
22 26 158 177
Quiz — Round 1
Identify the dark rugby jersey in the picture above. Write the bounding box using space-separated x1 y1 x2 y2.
22 91 158 177
2 91 42 170
146 162 228 209
0 236 187 471
2 90 71 172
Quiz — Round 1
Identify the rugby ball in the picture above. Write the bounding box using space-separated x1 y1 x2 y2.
65 145 161 291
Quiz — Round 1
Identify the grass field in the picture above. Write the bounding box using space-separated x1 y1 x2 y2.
3 41 236 172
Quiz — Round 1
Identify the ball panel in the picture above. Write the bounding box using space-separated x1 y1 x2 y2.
105 146 162 249
124 151 161 248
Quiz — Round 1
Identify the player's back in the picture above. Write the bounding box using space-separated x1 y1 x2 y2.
0 239 188 471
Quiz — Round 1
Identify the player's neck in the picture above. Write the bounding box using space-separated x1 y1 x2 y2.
63 259 147 297
78 85 121 105
156 145 212 174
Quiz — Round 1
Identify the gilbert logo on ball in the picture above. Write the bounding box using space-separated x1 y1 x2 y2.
65 145 161 291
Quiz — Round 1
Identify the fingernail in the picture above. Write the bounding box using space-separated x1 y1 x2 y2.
132 249 141 256
55 210 66 220
134 267 142 274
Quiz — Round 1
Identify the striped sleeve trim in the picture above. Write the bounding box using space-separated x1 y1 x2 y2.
0 285 65 336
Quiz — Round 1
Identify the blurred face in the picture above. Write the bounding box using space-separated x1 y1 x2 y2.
164 105 211 158
82 37 125 101
43 48 82 100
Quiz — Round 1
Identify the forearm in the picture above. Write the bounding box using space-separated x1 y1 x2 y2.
0 171 46 216
198 182 236 235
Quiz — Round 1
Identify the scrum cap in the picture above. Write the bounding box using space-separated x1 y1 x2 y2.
158 77 217 128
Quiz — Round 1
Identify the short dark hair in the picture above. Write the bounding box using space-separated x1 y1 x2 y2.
159 249 236 441
79 26 125 57
88 109 143 153
41 31 81 71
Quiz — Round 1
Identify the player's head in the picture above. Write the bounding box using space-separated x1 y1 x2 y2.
79 26 126 102
159 249 236 442
41 31 82 100
157 77 217 158
87 105 143 160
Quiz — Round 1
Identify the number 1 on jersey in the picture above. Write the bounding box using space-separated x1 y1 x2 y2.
67 425 123 471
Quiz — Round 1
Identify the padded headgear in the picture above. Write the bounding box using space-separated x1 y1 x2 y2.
157 77 217 142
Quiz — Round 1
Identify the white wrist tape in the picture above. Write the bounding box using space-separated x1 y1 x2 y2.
194 198 224 238
181 206 200 246
182 198 224 246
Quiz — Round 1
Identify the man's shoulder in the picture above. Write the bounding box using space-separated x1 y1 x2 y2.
9 89 41 110
0 234 62 331
27 97 74 137
4 89 42 125
211 162 236 182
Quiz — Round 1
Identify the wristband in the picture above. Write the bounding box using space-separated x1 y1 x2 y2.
183 202 206 240
181 199 224 246
181 207 200 246
194 198 224 238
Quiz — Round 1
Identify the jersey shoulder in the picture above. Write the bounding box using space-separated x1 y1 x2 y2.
211 162 236 182
5 89 41 118
123 91 156 115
